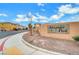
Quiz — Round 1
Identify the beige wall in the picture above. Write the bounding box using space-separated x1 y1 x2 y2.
69 22 79 36
36 22 79 40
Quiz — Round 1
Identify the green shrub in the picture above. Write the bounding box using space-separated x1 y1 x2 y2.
73 36 79 41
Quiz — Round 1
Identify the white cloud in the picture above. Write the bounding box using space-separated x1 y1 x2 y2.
15 14 27 22
39 16 48 20
51 15 59 19
35 12 40 17
15 13 38 22
69 15 79 22
55 20 65 23
15 16 38 22
50 13 64 20
31 15 38 22
37 3 45 6
28 12 32 17
38 15 48 23
35 13 48 20
59 4 79 14
27 12 38 22
15 17 28 22
57 15 79 23
50 4 79 20
0 14 8 17
17 14 26 18
15 12 49 23
59 20 65 23
35 13 48 22
40 20 48 23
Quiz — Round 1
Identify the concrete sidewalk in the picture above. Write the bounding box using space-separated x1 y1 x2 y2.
0 32 63 55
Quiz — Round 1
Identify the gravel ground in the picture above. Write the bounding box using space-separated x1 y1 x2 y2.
23 32 79 55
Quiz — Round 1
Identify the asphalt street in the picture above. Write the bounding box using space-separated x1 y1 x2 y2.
0 30 27 39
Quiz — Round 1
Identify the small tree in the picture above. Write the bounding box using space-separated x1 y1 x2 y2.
26 27 28 30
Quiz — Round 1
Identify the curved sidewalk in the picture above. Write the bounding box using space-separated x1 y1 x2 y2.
0 32 64 55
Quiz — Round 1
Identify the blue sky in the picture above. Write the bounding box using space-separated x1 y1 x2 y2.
0 3 79 26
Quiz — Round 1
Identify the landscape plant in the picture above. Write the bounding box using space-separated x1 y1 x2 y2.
73 35 79 41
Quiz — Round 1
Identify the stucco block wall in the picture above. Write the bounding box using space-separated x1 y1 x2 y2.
69 22 79 36
39 22 79 40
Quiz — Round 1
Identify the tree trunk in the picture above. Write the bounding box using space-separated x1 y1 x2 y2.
30 27 32 36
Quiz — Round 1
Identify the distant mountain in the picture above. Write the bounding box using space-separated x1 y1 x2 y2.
0 22 24 26
0 22 26 31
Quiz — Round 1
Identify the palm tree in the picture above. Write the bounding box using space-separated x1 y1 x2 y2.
28 23 32 36
27 12 33 36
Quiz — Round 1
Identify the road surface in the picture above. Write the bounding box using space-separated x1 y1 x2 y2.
0 30 27 39
0 32 63 55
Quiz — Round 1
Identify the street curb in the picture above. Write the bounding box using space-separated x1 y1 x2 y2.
0 32 65 55
0 32 26 55
22 38 65 55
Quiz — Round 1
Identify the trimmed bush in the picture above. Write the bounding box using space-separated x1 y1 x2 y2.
73 36 79 41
